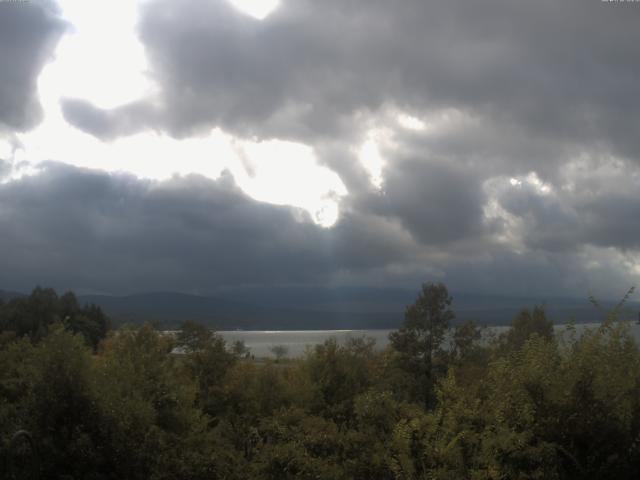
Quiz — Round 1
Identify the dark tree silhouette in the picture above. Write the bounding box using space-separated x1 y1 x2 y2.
389 282 454 407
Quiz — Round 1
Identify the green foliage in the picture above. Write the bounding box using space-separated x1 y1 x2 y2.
0 287 109 349
176 320 237 416
452 319 483 362
389 282 455 407
1 322 218 479
2 283 640 479
302 336 378 424
231 339 250 357
176 320 215 353
0 325 105 478
499 305 554 353
390 282 454 361
92 324 214 479
270 344 289 362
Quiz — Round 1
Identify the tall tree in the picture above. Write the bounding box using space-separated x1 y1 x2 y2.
500 305 553 353
452 319 482 362
389 282 454 408
0 288 110 349
176 320 237 415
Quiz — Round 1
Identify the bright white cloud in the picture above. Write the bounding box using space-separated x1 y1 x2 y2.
507 171 552 195
397 113 426 131
232 139 347 227
524 171 552 195
483 176 527 252
56 0 156 108
0 138 12 160
227 0 280 20
358 139 384 189
358 130 390 190
10 0 346 227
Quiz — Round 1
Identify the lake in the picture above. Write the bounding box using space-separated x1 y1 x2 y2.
218 322 640 358
219 329 394 358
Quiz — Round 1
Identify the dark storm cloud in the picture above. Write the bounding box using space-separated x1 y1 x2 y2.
437 247 637 300
0 163 321 292
4 0 640 299
0 1 65 131
123 0 640 157
61 0 640 261
495 164 640 252
363 156 490 245
582 195 640 250
0 163 416 294
495 180 582 252
0 163 636 298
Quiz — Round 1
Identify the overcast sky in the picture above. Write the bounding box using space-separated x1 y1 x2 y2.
1 0 640 299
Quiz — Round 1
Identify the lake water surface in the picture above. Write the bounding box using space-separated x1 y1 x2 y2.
219 322 640 358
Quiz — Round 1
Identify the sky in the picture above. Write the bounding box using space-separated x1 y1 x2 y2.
1 0 640 299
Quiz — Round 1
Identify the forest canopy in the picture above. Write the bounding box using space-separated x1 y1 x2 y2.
1 284 640 479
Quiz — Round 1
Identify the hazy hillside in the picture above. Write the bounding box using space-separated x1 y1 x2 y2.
74 288 639 330
0 290 25 302
3 286 634 329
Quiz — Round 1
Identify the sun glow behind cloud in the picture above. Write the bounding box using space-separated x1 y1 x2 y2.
10 0 345 227
397 113 426 131
233 140 347 227
56 0 156 108
359 138 385 189
227 0 280 20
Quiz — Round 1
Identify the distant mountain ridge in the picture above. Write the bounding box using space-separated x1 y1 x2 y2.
77 288 640 330
0 290 25 301
77 291 399 330
3 287 637 329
